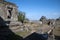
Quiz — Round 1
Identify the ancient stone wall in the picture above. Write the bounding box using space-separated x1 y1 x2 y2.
0 3 6 20
0 0 18 21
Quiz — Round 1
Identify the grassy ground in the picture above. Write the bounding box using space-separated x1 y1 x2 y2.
16 30 31 38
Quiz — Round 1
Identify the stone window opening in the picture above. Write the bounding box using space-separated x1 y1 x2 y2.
7 7 13 19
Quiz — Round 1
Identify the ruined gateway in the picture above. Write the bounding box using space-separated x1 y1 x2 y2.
0 0 20 26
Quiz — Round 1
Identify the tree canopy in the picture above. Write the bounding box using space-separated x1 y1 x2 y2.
39 16 46 21
18 11 25 23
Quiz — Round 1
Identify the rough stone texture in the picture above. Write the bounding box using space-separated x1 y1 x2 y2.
0 0 18 22
53 20 60 36
0 0 20 29
0 0 23 34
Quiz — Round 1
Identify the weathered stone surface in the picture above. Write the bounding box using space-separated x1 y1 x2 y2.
0 0 18 22
53 20 60 36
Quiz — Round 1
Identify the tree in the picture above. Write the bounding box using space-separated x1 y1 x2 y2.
39 16 47 24
18 11 25 23
39 16 46 21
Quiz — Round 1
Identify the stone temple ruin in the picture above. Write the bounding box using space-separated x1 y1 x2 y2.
0 0 21 27
0 0 60 39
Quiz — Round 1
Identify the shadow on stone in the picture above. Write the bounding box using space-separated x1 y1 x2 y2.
24 32 48 40
55 36 60 40
0 16 23 40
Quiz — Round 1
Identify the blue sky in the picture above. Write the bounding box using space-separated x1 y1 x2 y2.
6 0 60 20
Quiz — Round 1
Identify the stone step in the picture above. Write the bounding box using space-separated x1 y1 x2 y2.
10 26 21 30
11 28 23 32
